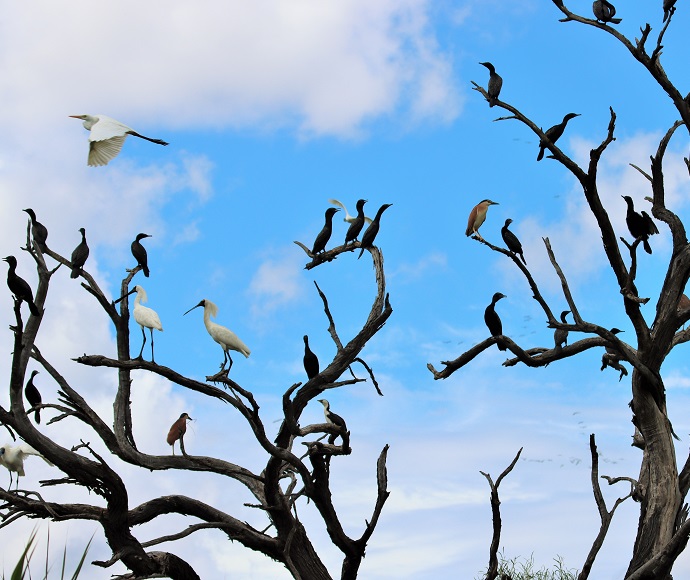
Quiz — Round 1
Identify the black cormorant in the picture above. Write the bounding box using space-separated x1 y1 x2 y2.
592 1 622 23
479 62 503 107
501 218 526 264
484 292 507 351
358 203 393 258
303 335 319 379
3 256 39 316
622 196 658 254
24 370 42 424
22 209 48 252
131 233 151 277
70 228 89 279
345 199 368 246
663 0 677 21
554 310 571 351
466 199 499 240
537 113 580 161
600 328 628 381
311 207 340 255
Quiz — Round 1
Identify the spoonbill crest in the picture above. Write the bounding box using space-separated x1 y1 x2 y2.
70 114 169 167
119 286 163 362
167 412 193 455
184 299 250 372
0 442 52 490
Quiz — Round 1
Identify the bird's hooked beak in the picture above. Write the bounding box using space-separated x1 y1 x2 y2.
113 287 138 305
183 300 205 316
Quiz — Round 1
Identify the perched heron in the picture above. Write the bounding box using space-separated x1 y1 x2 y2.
70 114 169 167
466 200 499 240
167 412 192 455
184 299 250 372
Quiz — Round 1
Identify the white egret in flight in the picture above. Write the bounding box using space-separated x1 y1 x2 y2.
70 114 169 167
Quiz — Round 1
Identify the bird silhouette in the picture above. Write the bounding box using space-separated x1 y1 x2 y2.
70 114 169 167
24 370 42 424
344 199 368 246
501 219 526 264
592 0 622 23
3 256 39 316
184 299 250 372
554 310 571 351
479 62 503 106
537 113 580 161
70 228 89 278
167 412 192 455
663 0 677 21
0 442 52 489
318 399 347 443
303 335 319 379
358 203 393 258
22 209 48 252
484 292 507 351
311 208 340 255
131 233 151 277
622 196 658 254
328 199 373 225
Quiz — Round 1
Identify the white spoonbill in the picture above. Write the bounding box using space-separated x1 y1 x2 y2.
0 442 52 490
70 114 169 167
184 299 250 372
116 285 163 363
328 198 373 225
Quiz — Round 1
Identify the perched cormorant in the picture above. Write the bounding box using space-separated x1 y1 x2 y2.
466 199 499 240
592 0 622 24
24 370 42 424
167 412 192 455
479 62 503 107
70 228 89 279
484 292 507 351
622 196 658 254
358 203 393 258
303 335 319 379
554 310 571 351
663 0 677 21
537 113 580 161
317 399 347 432
311 207 340 255
501 218 526 264
22 209 48 252
131 233 151 277
600 328 628 381
328 199 373 225
344 199 368 246
3 256 39 316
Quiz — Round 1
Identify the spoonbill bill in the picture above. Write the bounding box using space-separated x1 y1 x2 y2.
3 256 40 316
0 442 52 489
184 299 250 372
167 412 192 455
70 114 169 167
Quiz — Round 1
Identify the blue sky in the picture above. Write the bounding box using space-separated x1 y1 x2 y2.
1 1 690 578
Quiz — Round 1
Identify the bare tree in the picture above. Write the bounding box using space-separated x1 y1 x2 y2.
430 3 690 578
0 220 392 579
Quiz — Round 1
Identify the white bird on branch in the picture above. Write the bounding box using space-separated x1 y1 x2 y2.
116 285 163 363
184 299 250 372
70 114 169 167
0 442 52 490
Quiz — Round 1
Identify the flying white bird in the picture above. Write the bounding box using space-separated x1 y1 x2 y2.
184 299 250 372
70 114 169 167
328 199 373 225
0 442 52 489
116 285 163 363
